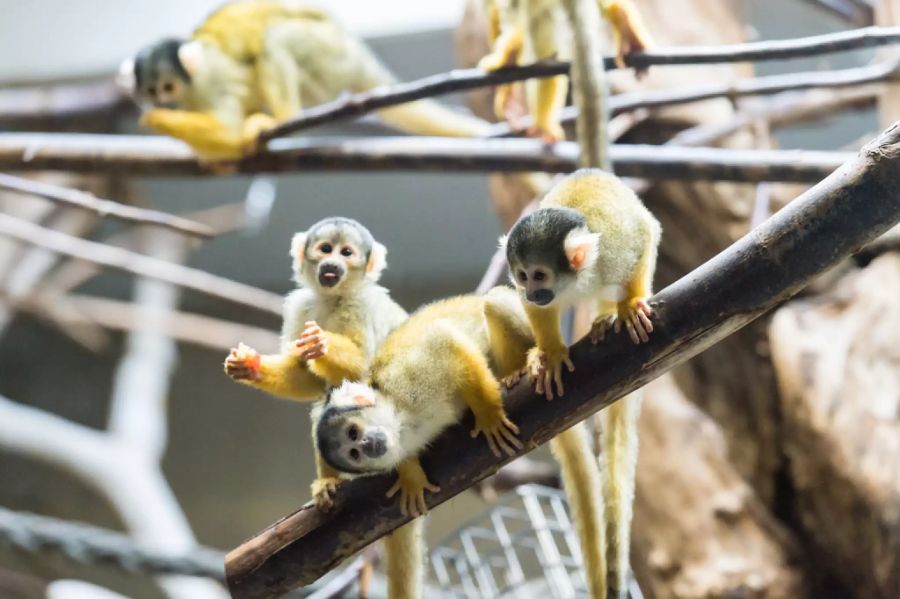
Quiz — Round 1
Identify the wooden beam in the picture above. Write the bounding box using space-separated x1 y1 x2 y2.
223 123 900 598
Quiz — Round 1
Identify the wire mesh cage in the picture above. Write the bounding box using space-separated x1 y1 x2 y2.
429 484 641 599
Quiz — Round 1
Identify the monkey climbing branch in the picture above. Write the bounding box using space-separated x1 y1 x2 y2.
0 133 853 182
261 26 900 139
224 122 900 599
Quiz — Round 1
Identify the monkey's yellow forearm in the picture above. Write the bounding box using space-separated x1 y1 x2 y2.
306 331 366 386
141 109 242 157
524 303 566 355
239 353 325 401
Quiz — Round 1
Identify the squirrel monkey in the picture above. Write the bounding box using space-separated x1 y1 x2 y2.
504 168 660 598
223 217 408 509
479 0 653 142
317 288 613 599
119 0 493 160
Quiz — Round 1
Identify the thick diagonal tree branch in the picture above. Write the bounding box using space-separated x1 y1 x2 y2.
224 123 900 599
0 134 853 182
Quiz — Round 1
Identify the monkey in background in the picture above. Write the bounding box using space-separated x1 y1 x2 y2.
223 216 408 509
503 168 661 598
118 0 494 160
479 0 653 142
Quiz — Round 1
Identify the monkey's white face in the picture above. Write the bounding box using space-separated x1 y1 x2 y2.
510 261 571 307
291 222 387 295
318 382 404 474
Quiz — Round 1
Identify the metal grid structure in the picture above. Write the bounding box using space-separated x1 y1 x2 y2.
429 484 642 599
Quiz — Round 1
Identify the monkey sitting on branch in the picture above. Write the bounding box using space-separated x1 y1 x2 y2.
223 216 407 509
118 0 493 161
504 167 661 598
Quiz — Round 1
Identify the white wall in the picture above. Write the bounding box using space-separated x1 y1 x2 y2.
0 0 468 82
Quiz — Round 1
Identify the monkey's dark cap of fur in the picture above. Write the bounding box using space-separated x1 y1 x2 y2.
506 207 586 273
135 37 190 87
316 403 365 474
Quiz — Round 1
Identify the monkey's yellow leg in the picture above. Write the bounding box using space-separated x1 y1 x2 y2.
383 518 425 599
386 457 440 517
598 0 654 70
448 336 522 457
601 393 642 598
478 26 524 72
528 75 568 143
523 303 573 399
591 245 656 345
141 109 242 158
483 292 534 379
224 346 325 401
550 423 606 599
303 331 367 387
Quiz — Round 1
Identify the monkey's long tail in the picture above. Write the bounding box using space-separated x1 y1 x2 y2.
376 100 493 138
383 518 425 599
550 422 607 599
600 391 642 599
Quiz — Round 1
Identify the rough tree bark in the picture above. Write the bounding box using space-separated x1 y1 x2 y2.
769 254 900 599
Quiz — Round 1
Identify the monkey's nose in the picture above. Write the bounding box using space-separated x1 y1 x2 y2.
362 432 387 457
318 263 344 287
528 289 554 306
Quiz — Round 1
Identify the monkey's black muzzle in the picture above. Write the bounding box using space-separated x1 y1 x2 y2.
362 431 387 457
527 289 555 306
318 262 345 287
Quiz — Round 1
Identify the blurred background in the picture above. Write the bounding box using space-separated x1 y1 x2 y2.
1 1 897 598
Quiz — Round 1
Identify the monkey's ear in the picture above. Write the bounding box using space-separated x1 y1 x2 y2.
366 242 387 281
116 58 136 95
330 382 377 408
497 234 509 251
177 40 204 79
564 227 601 271
290 232 308 263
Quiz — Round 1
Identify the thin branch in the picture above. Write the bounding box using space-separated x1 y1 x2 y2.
804 0 875 25
18 294 280 353
0 133 854 182
0 213 283 316
263 27 900 138
489 59 898 137
0 78 127 130
223 123 900 598
0 173 213 238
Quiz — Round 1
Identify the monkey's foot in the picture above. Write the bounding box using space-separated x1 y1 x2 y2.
311 476 341 511
295 321 328 361
501 367 526 389
386 461 440 517
527 345 574 400
478 50 512 73
590 297 653 345
241 113 278 155
472 407 522 457
607 0 653 76
224 343 261 381
526 123 565 145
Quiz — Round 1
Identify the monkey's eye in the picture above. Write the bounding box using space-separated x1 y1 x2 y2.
349 448 360 461
163 82 175 93
533 271 546 281
147 86 157 96
340 247 353 257
348 425 359 441
517 271 527 283
320 243 333 254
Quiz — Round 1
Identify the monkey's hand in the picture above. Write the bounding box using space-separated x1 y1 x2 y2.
527 344 574 400
501 367 526 390
311 476 342 511
471 404 522 457
605 0 653 75
294 321 327 361
590 297 653 345
241 113 278 155
224 343 262 381
386 459 440 518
